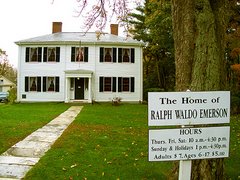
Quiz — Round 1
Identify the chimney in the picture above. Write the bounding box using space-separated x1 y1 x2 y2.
52 22 62 33
110 24 118 36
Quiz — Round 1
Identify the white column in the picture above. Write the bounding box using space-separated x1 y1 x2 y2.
65 77 69 102
88 77 92 103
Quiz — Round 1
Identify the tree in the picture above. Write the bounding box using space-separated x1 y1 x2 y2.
128 0 175 100
171 0 230 179
68 0 138 32
0 49 17 83
65 0 233 178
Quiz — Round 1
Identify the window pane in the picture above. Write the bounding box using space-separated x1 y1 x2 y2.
48 48 56 62
76 47 84 62
123 78 129 91
122 49 130 62
48 77 55 91
30 48 38 62
104 77 112 91
104 48 112 62
30 77 37 91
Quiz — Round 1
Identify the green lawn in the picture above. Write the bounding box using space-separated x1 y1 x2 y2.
0 103 71 154
0 103 239 179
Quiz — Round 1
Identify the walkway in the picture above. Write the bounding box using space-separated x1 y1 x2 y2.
0 106 82 179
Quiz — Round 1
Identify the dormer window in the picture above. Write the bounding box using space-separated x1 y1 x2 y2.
71 47 88 62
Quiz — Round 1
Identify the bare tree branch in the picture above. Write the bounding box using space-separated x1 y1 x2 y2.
74 0 140 32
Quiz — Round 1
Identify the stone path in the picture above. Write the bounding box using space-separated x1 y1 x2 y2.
0 106 82 180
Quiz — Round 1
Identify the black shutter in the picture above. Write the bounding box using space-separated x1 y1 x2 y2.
131 48 135 63
113 48 117 63
55 77 60 92
71 47 75 62
118 77 122 92
37 47 42 62
118 48 122 63
84 47 88 62
43 77 47 92
25 48 30 62
131 77 135 92
56 47 60 62
37 77 41 92
100 47 104 62
112 77 116 92
99 77 104 92
43 47 47 62
25 77 29 92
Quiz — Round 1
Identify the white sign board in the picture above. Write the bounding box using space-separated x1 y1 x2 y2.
148 91 230 126
149 126 230 161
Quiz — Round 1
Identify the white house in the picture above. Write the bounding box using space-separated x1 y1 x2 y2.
0 75 15 92
16 22 143 103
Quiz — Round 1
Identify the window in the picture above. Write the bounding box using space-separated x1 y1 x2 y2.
71 47 88 62
43 47 60 62
25 76 59 92
43 76 60 92
25 47 42 62
118 48 135 63
100 47 117 62
99 77 116 92
25 76 41 92
118 77 135 92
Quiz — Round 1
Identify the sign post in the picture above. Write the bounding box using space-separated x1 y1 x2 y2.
148 91 230 180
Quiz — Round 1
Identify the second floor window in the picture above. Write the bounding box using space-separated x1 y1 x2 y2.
71 47 88 62
118 48 135 63
43 47 60 62
25 47 60 62
100 47 117 63
25 47 42 62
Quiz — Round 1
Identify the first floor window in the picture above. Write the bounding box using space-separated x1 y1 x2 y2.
24 76 59 92
25 76 41 92
99 76 134 92
99 77 116 92
118 77 135 92
43 76 60 92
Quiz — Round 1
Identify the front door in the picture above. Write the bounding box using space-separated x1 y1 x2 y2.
75 78 84 99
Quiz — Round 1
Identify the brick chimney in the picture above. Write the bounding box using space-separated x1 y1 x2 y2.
52 22 62 33
110 24 118 36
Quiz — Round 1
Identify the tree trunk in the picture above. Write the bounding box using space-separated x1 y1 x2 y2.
171 0 229 179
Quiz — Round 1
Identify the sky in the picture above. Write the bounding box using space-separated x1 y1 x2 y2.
0 0 121 68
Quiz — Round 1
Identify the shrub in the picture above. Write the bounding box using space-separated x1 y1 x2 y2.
7 87 17 104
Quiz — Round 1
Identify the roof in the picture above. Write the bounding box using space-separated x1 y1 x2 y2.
0 75 15 86
15 32 143 46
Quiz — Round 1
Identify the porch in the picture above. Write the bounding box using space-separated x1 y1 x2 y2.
64 69 93 103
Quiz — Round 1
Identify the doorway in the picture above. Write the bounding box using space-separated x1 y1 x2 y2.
75 78 84 99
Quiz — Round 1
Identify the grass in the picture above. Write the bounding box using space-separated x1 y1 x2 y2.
0 103 239 179
25 103 172 179
0 103 71 154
